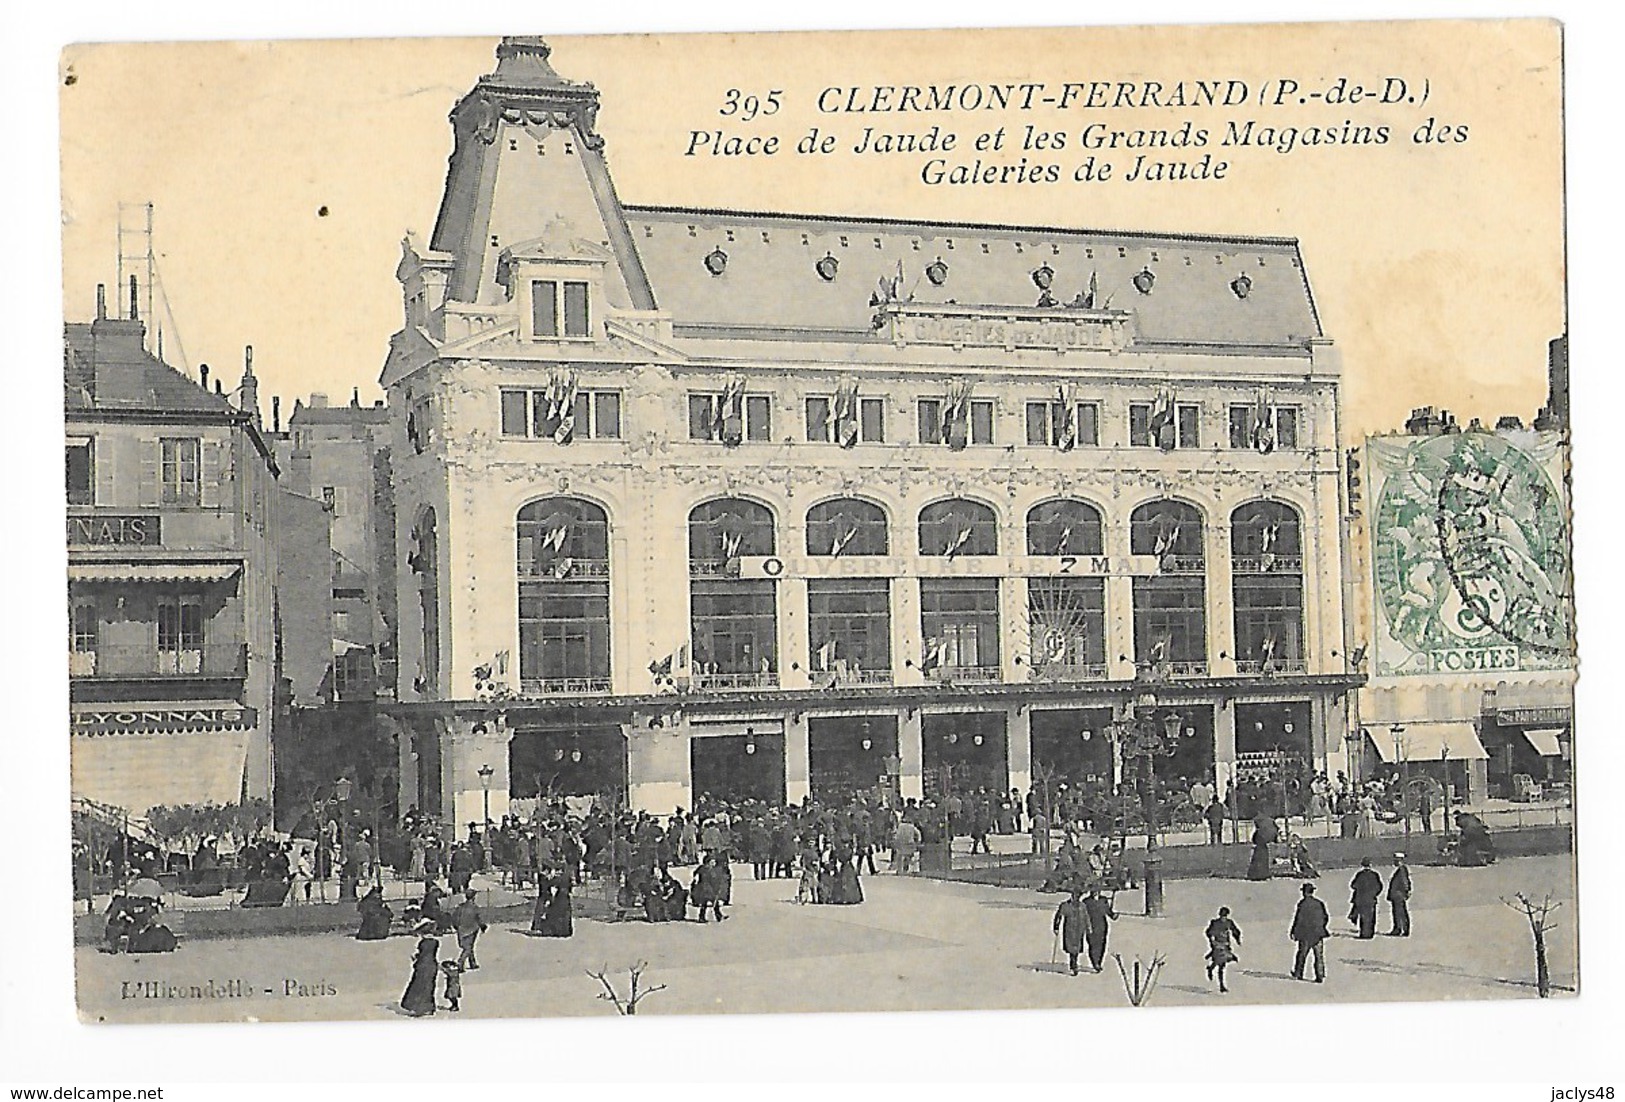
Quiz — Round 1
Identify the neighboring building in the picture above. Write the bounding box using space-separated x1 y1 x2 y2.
383 38 1363 826
66 288 280 816
1354 396 1575 805
273 391 397 704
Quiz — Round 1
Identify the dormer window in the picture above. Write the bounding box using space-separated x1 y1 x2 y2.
531 279 591 338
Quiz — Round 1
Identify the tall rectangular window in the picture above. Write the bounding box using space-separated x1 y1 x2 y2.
918 398 943 444
1026 402 1051 446
1129 404 1152 447
1176 404 1200 448
1076 403 1100 446
745 396 772 441
160 438 201 505
860 398 885 442
501 390 530 436
806 397 831 442
969 399 995 445
66 440 94 505
158 597 204 674
594 392 621 439
562 281 590 337
920 578 1001 672
807 578 892 677
689 394 716 440
531 280 558 337
71 602 97 652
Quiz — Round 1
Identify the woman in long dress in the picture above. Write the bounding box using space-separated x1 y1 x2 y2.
833 854 863 905
356 885 393 940
530 873 574 937
401 936 439 1016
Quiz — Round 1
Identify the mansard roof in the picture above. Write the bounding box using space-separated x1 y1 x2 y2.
625 205 1323 349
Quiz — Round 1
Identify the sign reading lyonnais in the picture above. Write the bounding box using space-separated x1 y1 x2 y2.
738 554 1162 578
66 514 162 546
71 705 254 735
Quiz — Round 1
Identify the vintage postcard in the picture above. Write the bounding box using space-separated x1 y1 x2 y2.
58 20 1575 1025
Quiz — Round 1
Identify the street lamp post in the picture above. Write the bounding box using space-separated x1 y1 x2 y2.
1117 671 1182 917
1438 740 1451 837
478 763 495 829
334 776 354 901
1390 724 1408 838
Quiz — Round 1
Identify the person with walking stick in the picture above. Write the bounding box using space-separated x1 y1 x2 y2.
1053 886 1087 976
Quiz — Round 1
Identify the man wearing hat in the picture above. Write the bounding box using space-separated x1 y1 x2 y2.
1348 857 1384 940
1290 882 1330 983
1386 853 1413 937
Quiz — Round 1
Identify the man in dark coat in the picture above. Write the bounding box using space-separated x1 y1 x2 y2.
1053 887 1087 975
1204 798 1227 845
1290 882 1330 982
1386 853 1413 936
451 889 487 970
1349 857 1383 939
1082 887 1117 972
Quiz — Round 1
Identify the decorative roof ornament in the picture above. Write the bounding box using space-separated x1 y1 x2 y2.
815 253 840 281
704 247 729 276
1133 267 1157 295
1231 272 1253 300
1032 263 1055 290
925 258 949 285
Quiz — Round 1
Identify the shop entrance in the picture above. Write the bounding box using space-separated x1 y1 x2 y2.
691 731 786 805
1031 707 1116 786
921 712 1008 799
809 715 898 803
1233 700 1314 817
509 726 628 800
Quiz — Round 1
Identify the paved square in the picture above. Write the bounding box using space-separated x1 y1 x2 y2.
77 854 1577 1023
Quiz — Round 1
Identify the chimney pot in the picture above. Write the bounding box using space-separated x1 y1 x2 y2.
200 364 210 389
95 284 106 319
129 275 139 320
215 379 223 394
273 395 282 433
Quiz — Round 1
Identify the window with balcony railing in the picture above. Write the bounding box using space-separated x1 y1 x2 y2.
517 497 611 689
1232 500 1305 674
1131 500 1207 672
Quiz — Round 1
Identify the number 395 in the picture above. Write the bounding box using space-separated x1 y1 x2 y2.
719 88 783 122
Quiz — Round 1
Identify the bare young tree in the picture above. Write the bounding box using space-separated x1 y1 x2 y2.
587 961 668 1015
1502 892 1563 997
1112 951 1167 1007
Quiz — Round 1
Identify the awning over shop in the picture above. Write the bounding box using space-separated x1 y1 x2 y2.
71 729 250 816
69 562 241 584
1369 722 1489 763
333 637 368 656
1523 728 1565 757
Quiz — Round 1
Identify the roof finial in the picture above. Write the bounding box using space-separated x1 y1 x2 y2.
488 35 569 89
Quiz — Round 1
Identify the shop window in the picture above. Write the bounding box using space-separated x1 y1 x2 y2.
66 440 94 505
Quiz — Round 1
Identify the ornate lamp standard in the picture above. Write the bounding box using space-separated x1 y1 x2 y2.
1390 724 1409 837
477 763 495 829
334 776 354 901
1110 668 1183 917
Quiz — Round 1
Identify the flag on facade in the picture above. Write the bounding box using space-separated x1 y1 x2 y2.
830 521 859 558
1259 519 1280 573
548 368 578 444
816 638 838 671
718 375 746 445
921 637 944 672
1056 385 1077 452
1251 388 1277 454
1150 386 1177 451
943 520 973 559
943 377 972 450
834 377 860 448
1260 633 1278 674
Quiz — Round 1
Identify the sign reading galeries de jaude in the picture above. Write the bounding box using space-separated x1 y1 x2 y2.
1369 431 1574 677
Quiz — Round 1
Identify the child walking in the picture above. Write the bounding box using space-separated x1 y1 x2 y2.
440 959 464 1012
1203 906 1243 993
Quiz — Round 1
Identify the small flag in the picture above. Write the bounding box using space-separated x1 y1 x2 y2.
830 523 858 558
816 639 838 671
943 522 972 559
922 637 943 672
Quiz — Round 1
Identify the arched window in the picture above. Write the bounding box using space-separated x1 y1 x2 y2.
1231 500 1305 673
688 498 776 568
805 499 891 683
1026 501 1107 678
806 498 889 557
1130 500 1207 674
919 498 998 557
516 498 611 693
688 499 779 689
1026 499 1104 557
517 497 609 577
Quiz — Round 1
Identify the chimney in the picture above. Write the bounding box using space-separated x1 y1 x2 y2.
245 345 254 375
214 378 223 395
239 345 261 426
128 275 139 320
310 392 329 408
273 396 282 433
351 387 361 408
200 363 210 391
95 284 106 320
